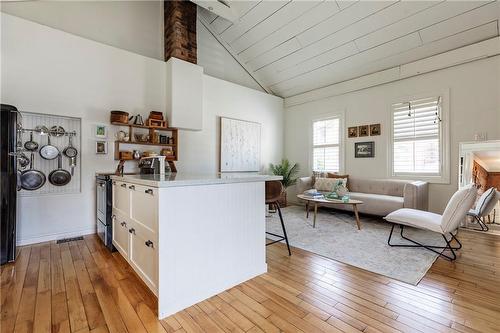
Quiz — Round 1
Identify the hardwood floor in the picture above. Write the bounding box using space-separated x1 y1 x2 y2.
1 231 500 333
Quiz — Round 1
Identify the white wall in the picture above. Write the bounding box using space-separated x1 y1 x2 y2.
285 56 500 213
0 0 264 92
1 13 283 245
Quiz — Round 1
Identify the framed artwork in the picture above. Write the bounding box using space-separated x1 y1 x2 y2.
220 117 261 172
95 124 107 138
95 141 107 154
358 125 369 137
370 123 381 136
355 141 375 158
348 126 358 138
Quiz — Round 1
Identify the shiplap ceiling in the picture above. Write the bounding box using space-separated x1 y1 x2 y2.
198 0 500 97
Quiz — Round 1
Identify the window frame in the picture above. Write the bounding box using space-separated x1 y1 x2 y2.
310 112 345 174
388 90 450 184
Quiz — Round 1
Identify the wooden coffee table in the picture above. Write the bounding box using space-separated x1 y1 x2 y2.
297 194 363 230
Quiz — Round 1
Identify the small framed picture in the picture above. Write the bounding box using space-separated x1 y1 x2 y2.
95 124 107 138
348 126 358 138
358 125 369 137
355 141 375 158
370 123 381 136
95 141 107 154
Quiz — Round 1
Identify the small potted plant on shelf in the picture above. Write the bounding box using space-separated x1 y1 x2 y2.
269 159 300 207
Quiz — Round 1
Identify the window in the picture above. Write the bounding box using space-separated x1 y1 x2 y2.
391 96 442 176
312 118 340 172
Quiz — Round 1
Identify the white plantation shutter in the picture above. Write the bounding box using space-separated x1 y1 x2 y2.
392 96 441 175
312 118 340 172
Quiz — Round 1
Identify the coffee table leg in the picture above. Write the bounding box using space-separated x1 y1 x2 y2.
313 203 318 228
306 201 309 219
353 204 361 230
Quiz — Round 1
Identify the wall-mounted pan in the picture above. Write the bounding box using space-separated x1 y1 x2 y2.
39 134 59 160
49 154 71 186
21 153 46 191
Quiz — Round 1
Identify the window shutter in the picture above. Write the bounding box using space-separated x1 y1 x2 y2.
392 97 441 174
312 118 340 172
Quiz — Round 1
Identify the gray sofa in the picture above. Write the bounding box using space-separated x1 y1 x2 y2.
297 177 428 216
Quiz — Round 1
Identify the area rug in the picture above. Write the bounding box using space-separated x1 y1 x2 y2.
266 205 444 285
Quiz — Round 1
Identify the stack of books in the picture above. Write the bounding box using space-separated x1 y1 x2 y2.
303 189 324 199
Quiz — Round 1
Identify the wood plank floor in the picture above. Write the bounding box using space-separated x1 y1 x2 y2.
1 230 500 333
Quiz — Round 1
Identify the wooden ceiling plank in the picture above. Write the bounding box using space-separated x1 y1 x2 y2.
276 23 498 98
296 0 397 47
252 1 441 78
220 1 289 44
355 0 493 51
255 42 358 86
270 32 422 95
246 38 302 72
237 1 340 63
210 16 233 34
230 0 319 54
419 2 499 44
355 21 499 82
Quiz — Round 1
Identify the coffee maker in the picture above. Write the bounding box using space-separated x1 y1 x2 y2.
138 156 167 175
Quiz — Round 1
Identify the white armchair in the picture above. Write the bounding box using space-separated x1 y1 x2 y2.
384 185 477 260
466 188 500 231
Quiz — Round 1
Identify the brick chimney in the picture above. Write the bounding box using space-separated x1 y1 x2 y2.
164 0 197 64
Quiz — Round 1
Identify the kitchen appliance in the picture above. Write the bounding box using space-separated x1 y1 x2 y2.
1 104 21 265
138 156 167 175
96 174 116 252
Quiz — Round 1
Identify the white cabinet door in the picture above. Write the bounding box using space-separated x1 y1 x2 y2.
130 184 157 233
129 224 157 293
112 181 130 217
112 213 130 258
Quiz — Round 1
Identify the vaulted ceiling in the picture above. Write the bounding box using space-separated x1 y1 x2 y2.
198 0 500 98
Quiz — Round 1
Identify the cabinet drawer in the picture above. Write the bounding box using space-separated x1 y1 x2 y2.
112 181 130 216
129 184 158 232
129 224 157 292
112 212 130 258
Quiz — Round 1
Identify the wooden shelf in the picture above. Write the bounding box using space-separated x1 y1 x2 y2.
111 120 179 164
115 140 175 147
111 122 176 131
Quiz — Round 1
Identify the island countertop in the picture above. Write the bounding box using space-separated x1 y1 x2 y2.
110 173 282 188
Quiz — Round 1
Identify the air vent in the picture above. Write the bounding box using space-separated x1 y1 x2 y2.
56 236 84 244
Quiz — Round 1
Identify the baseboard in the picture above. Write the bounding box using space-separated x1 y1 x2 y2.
16 227 96 246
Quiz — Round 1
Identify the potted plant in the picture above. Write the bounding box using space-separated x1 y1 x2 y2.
269 159 300 207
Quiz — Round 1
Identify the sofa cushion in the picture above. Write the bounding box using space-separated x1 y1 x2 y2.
327 173 350 188
314 177 348 192
384 208 443 233
349 178 409 197
349 192 404 216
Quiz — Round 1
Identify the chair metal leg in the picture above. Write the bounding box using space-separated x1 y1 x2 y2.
387 224 461 261
265 202 291 256
276 203 291 256
475 216 489 231
465 216 490 231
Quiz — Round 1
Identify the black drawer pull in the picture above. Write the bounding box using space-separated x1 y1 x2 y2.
128 228 136 234
129 185 135 190
112 181 116 185
120 221 127 227
145 189 153 195
120 183 127 188
145 240 154 248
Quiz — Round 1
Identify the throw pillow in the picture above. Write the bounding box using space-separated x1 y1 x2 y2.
314 177 348 192
327 173 349 188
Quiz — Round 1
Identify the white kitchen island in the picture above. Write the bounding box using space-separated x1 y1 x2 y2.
109 173 281 319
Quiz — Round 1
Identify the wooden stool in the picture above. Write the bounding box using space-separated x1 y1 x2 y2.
265 181 291 256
